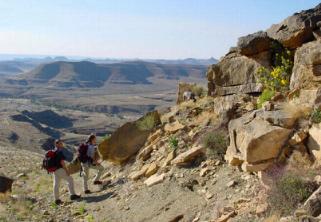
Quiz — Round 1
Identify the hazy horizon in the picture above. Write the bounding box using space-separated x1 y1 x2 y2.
0 0 320 59
0 53 217 61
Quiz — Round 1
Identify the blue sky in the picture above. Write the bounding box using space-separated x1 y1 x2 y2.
0 0 319 59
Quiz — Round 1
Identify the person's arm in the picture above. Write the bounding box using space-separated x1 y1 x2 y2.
61 160 70 175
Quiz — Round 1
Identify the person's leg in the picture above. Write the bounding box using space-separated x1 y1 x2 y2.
60 169 76 195
53 169 62 201
81 163 90 191
92 164 104 182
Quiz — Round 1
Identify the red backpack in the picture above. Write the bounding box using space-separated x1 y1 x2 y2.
77 143 92 163
42 150 59 173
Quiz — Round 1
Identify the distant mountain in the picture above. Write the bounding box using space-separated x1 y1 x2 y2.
145 57 218 66
0 61 36 76
0 56 217 77
6 61 207 88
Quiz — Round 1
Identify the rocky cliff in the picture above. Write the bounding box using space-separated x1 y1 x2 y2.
207 3 321 96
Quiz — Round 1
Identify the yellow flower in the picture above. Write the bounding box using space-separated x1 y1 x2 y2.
271 67 282 78
280 79 287 86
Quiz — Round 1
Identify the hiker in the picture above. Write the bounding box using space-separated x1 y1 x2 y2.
79 134 104 194
43 139 81 205
183 90 196 102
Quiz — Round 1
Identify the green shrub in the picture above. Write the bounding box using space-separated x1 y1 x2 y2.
202 131 227 159
257 89 275 108
311 108 321 123
136 115 155 131
257 45 294 93
78 204 86 215
168 136 179 150
268 173 317 215
50 202 58 209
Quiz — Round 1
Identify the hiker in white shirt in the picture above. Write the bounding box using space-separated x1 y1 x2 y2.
81 134 104 194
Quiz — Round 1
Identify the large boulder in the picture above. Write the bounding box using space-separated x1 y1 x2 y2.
0 176 13 193
225 112 292 171
98 111 161 163
207 53 264 96
266 3 321 49
290 40 321 90
237 31 274 56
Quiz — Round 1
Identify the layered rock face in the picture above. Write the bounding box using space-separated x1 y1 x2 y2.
290 40 321 89
207 53 264 96
267 3 321 49
207 31 273 96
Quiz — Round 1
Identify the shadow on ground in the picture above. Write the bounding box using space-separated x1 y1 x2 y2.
81 191 116 203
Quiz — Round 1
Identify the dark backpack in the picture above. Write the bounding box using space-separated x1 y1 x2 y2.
77 143 92 163
42 150 60 173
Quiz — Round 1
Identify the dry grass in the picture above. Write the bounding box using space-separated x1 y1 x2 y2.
33 176 52 194
287 150 313 170
263 215 280 222
281 102 311 120
136 115 156 131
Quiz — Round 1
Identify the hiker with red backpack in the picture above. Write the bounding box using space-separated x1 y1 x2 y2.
43 139 81 205
78 134 104 194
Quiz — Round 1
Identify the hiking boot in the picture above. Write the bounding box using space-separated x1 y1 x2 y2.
93 181 102 185
55 199 62 205
70 194 81 200
84 190 91 194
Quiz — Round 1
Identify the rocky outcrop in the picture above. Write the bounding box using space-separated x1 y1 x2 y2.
207 53 264 96
267 3 321 49
206 3 321 96
98 111 161 163
290 40 321 89
0 175 13 193
225 111 292 171
237 31 274 56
